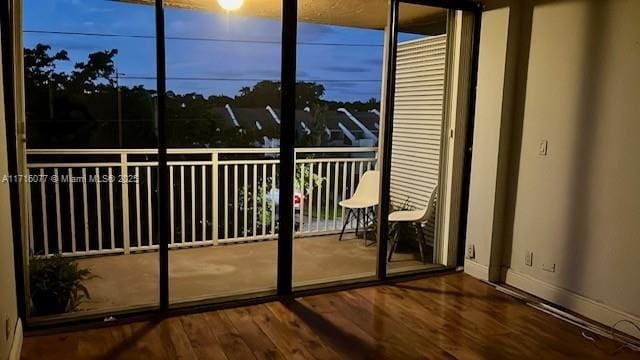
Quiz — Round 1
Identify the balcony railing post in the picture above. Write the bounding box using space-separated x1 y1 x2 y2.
294 148 298 227
120 152 131 254
211 151 219 245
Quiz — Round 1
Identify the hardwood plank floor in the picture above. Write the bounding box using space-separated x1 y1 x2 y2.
21 273 638 359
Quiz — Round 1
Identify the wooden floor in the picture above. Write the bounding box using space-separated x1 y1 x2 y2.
22 273 637 359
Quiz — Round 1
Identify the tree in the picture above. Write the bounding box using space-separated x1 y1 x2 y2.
23 43 378 149
296 104 330 147
24 43 69 88
234 80 281 107
69 49 118 90
295 81 325 108
233 80 326 109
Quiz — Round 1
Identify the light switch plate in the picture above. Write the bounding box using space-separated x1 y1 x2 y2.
538 140 548 156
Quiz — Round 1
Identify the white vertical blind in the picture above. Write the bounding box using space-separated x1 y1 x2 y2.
390 35 445 211
390 35 446 245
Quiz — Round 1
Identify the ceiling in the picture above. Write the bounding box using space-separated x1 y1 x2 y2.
123 0 447 31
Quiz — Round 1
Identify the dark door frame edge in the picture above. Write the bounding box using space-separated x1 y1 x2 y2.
456 6 482 266
376 0 400 280
277 0 297 296
155 0 170 311
1 0 28 321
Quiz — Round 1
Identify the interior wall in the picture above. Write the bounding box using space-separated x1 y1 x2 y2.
506 0 640 331
466 0 640 335
0 27 19 358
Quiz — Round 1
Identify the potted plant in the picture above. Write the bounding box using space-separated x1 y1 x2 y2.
29 255 94 316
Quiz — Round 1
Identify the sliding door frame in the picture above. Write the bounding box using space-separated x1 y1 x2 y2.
277 0 297 296
1 0 27 321
155 0 170 312
376 0 481 279
375 0 400 279
5 0 482 331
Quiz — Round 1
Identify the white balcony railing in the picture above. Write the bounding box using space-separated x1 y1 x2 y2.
25 147 378 257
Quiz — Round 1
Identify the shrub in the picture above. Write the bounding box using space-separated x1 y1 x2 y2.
29 255 93 315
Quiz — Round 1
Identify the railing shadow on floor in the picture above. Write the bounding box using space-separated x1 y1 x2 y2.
97 320 161 360
390 283 515 303
280 298 377 357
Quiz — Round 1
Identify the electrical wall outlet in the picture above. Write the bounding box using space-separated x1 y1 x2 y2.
467 244 475 259
525 251 533 267
4 316 9 341
542 263 556 272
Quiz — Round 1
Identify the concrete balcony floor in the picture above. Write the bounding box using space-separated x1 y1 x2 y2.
70 233 436 314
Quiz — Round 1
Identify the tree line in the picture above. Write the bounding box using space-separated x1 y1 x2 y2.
25 44 380 149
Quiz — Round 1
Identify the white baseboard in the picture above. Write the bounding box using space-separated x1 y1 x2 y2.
463 259 490 281
506 269 640 338
8 318 22 360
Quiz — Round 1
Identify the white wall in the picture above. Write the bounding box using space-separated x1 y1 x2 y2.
0 29 19 359
506 0 640 332
466 0 640 335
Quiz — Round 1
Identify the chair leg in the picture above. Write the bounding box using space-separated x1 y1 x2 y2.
355 209 360 237
370 208 376 245
368 208 375 222
415 222 426 263
362 208 367 244
388 228 399 262
364 208 376 247
417 222 432 263
338 209 352 241
418 221 427 246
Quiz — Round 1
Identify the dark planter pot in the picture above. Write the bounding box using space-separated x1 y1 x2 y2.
31 293 70 316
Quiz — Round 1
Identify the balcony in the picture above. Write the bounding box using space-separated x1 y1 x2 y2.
26 147 434 313
17 0 448 322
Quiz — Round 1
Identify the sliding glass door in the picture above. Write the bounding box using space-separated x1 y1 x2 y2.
379 2 477 276
384 2 449 275
22 0 159 319
13 0 478 325
291 1 387 288
164 2 281 304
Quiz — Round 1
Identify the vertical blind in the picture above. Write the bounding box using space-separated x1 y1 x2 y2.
390 34 446 242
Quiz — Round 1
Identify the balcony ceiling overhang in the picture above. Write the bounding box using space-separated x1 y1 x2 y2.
121 0 446 32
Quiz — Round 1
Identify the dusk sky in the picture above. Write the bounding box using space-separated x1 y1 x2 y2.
24 0 422 102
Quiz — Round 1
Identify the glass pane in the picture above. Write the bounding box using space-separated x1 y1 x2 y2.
292 2 386 287
164 3 281 304
23 0 159 319
386 3 447 274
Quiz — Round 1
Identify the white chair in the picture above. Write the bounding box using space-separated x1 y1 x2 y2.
387 186 438 263
338 170 380 243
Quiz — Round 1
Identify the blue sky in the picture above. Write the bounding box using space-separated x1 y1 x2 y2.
24 0 421 102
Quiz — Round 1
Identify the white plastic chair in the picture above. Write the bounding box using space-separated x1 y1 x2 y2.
338 170 380 243
387 186 438 263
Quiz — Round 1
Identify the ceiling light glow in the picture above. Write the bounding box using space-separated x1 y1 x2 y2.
218 0 244 11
